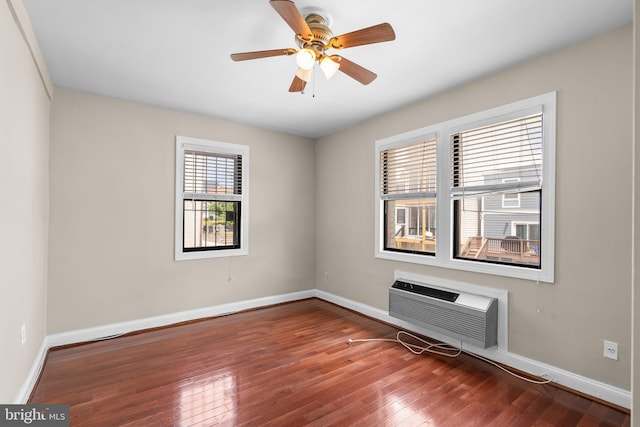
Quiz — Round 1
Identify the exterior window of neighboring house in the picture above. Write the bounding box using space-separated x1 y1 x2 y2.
375 92 555 282
175 136 249 261
514 222 540 245
379 137 437 255
502 179 521 208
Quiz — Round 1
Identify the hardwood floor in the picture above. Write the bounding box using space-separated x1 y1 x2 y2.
30 299 629 426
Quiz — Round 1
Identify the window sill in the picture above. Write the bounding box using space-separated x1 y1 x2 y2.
375 250 553 283
175 248 248 261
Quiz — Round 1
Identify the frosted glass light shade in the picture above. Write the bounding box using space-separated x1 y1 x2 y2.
295 67 312 82
320 57 340 79
296 48 316 70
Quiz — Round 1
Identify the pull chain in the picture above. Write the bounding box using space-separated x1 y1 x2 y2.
312 63 316 98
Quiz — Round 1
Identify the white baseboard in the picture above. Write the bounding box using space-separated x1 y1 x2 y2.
17 288 630 410
314 289 631 410
47 290 315 348
13 339 49 404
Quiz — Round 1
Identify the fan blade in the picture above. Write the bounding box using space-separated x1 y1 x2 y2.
289 75 307 92
332 56 377 85
289 67 310 92
270 0 312 39
329 23 396 49
230 48 296 61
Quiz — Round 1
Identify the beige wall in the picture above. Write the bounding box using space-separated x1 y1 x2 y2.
0 1 50 402
47 89 316 332
316 25 633 389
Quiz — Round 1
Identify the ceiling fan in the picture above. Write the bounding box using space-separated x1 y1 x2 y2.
230 0 396 92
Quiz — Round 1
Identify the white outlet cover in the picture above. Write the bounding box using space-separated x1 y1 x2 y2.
603 340 618 360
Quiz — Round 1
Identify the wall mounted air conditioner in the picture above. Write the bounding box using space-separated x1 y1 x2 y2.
389 280 498 348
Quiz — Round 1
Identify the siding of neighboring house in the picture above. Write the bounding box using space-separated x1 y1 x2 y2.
483 212 540 237
483 192 540 238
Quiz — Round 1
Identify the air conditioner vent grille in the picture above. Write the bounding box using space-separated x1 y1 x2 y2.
389 281 498 348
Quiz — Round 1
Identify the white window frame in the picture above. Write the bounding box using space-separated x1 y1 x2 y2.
175 135 249 261
375 92 556 283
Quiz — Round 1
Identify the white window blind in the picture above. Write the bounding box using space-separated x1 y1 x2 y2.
183 150 242 201
380 138 437 200
450 113 543 198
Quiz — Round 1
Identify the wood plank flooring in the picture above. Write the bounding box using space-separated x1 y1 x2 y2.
29 299 630 426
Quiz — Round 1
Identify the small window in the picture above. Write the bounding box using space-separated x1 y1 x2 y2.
502 179 521 208
379 137 437 255
175 136 249 260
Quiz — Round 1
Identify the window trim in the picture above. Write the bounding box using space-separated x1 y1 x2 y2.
375 92 556 283
175 135 249 261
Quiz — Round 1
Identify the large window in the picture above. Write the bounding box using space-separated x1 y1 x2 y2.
375 93 556 282
175 136 249 261
451 113 542 269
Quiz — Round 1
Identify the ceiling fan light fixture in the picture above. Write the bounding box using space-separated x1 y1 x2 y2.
320 56 340 79
296 48 316 70
295 67 312 82
230 0 396 92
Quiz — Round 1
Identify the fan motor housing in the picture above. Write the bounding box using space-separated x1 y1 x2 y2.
306 14 333 44
296 13 333 55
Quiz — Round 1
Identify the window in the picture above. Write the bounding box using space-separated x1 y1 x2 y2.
380 137 437 255
451 113 542 269
175 136 249 260
375 92 556 282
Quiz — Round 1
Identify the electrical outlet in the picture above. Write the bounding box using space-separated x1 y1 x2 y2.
21 324 26 345
603 340 618 360
324 272 329 281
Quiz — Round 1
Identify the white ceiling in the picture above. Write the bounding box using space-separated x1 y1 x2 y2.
22 0 633 138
